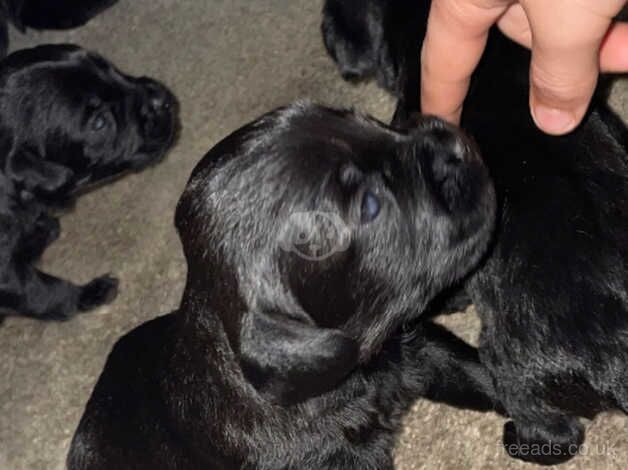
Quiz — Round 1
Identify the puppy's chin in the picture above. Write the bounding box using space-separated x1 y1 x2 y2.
130 140 175 170
69 142 175 197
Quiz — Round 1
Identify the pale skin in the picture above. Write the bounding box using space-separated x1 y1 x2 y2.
421 0 628 135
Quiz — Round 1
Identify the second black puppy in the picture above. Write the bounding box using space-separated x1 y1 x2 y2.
69 102 498 469
0 44 177 320
0 0 118 57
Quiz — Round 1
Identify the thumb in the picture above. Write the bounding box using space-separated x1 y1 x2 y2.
526 1 621 135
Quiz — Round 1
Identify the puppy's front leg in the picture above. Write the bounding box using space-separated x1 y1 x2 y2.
2 264 118 320
402 321 502 413
18 213 61 262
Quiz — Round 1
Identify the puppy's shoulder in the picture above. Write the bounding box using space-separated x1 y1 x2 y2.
69 313 178 468
106 311 176 366
87 313 177 407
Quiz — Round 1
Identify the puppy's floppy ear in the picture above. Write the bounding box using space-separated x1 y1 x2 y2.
6 146 75 195
240 310 359 406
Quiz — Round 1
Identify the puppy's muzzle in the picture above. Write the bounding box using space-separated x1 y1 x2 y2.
136 78 177 145
413 116 487 213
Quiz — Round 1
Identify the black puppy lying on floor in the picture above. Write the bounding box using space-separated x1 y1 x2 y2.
0 0 118 57
0 44 177 321
323 0 628 465
69 102 499 469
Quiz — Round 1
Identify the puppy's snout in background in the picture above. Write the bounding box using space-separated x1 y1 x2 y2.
141 79 173 114
136 78 177 144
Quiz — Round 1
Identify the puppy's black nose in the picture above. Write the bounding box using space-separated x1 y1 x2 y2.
140 79 173 115
150 89 172 113
415 116 474 165
135 78 176 142
412 116 482 212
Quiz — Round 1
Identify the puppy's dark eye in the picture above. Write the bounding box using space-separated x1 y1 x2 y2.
91 113 107 131
360 190 380 223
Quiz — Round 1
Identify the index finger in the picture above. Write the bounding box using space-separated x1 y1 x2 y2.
420 0 511 123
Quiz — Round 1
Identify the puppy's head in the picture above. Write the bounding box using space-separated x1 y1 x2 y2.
0 44 177 200
176 102 495 405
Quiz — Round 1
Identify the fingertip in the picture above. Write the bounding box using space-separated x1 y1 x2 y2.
440 108 463 126
419 74 466 125
600 22 628 72
531 104 578 135
528 58 597 135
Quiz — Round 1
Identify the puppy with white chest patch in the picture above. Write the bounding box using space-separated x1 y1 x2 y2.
69 102 498 470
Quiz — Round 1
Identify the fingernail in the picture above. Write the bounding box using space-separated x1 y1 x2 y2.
532 106 576 135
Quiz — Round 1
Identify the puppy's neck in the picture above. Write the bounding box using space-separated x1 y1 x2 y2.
179 278 246 355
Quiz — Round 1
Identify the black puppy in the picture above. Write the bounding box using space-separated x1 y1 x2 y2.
0 0 118 57
0 44 177 321
68 102 498 469
323 0 628 465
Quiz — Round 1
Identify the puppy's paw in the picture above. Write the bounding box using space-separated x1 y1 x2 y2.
42 216 61 242
34 215 61 246
20 217 61 261
78 275 119 311
502 418 584 465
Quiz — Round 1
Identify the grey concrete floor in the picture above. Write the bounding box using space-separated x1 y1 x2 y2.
0 1 626 469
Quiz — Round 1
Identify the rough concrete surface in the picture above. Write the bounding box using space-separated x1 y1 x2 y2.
0 1 626 469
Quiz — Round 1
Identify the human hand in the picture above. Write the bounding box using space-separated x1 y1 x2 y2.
420 0 628 135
